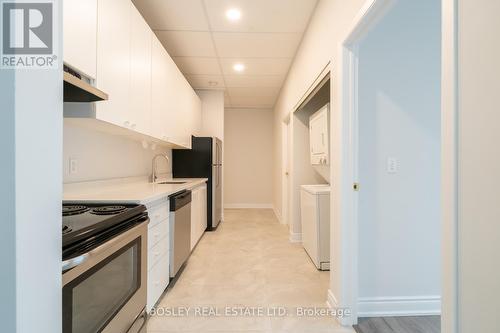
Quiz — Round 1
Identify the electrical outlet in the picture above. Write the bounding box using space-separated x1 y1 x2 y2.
69 158 78 175
387 157 398 174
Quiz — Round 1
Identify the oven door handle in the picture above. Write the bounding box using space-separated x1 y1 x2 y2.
62 253 89 271
127 309 147 333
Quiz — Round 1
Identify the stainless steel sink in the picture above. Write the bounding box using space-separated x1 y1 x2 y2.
157 181 187 185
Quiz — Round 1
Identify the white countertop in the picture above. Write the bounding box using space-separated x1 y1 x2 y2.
63 176 208 205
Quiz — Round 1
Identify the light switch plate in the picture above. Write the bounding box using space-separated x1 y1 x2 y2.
69 158 78 174
387 157 398 174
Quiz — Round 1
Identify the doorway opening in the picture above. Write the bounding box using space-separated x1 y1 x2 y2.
334 0 445 331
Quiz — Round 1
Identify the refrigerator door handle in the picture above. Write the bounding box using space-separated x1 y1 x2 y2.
218 143 222 165
217 166 220 188
214 165 218 188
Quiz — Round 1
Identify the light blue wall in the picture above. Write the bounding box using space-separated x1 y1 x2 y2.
0 1 63 331
0 63 17 333
357 0 442 306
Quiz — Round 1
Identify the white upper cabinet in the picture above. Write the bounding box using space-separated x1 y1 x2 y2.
130 7 152 135
151 35 171 141
63 0 97 78
96 0 131 126
152 35 183 143
309 104 330 165
151 33 199 148
66 0 201 149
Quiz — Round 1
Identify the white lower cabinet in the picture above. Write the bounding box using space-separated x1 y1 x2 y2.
146 200 170 312
147 252 170 312
190 184 207 250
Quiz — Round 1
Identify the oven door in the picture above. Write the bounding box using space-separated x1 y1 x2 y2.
62 221 148 333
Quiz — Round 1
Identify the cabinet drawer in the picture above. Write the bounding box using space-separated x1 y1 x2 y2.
148 203 169 228
148 236 169 271
148 220 169 249
147 252 169 312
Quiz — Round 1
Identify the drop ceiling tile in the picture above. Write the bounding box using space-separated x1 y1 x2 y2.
132 0 209 31
220 58 292 75
204 0 318 33
224 75 285 88
228 95 276 108
173 57 222 75
213 32 302 58
186 74 225 89
156 31 216 57
227 86 280 107
227 86 281 98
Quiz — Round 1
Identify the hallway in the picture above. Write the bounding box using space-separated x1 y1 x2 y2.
147 209 352 332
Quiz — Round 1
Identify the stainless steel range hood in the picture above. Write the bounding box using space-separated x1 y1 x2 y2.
63 71 108 102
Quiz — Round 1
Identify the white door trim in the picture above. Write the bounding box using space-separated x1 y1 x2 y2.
281 118 290 225
332 0 458 329
441 0 459 332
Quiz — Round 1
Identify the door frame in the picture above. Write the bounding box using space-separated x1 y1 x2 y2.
281 116 291 225
331 0 459 329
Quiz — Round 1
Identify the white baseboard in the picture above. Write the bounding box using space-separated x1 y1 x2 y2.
326 289 338 309
358 295 441 317
273 206 284 224
289 231 302 243
327 289 354 327
224 203 274 209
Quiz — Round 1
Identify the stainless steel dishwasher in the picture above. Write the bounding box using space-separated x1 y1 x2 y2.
169 190 192 277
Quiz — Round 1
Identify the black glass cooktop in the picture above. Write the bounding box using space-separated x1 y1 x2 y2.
62 203 147 249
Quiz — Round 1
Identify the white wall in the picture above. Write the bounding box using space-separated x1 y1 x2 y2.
457 0 500 331
0 68 16 332
224 108 274 208
0 1 63 331
356 0 441 315
63 120 171 183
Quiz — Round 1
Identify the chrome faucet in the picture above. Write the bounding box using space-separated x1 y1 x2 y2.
150 154 170 183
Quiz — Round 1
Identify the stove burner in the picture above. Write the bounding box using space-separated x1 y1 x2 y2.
90 206 127 215
63 205 89 216
62 225 72 234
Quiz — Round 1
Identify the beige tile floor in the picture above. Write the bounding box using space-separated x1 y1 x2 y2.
147 209 353 333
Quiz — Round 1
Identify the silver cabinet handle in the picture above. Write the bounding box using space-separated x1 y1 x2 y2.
62 253 89 271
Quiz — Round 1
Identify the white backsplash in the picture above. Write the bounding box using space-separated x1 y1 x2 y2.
63 120 172 184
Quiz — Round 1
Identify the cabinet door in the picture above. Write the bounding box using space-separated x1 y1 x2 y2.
199 184 207 234
185 88 202 144
151 35 180 142
96 0 131 127
130 5 152 135
190 188 201 250
64 0 97 78
151 36 169 140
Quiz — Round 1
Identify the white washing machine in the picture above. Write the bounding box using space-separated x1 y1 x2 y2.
300 184 331 270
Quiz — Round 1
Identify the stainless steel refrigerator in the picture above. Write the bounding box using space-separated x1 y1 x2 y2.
172 136 222 230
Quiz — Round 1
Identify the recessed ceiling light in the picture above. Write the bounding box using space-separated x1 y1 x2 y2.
226 8 241 21
233 63 245 72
